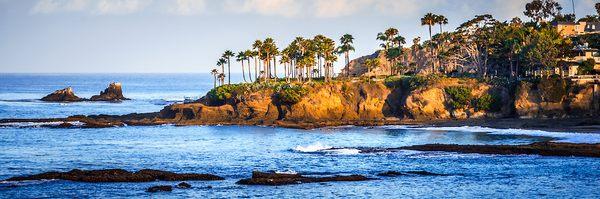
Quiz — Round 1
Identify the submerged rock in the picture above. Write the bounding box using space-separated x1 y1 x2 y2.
236 171 372 186
377 170 448 177
176 182 192 189
4 169 224 182
41 87 83 102
401 142 600 158
90 82 129 101
147 185 173 192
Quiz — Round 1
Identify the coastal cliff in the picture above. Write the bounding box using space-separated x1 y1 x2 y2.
156 76 597 128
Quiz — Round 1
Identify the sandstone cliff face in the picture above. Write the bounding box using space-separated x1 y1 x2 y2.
514 79 598 118
41 87 83 102
157 77 598 127
159 81 397 126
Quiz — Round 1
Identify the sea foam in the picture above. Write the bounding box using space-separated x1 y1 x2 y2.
384 125 600 144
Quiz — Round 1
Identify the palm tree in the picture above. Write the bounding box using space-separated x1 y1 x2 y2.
436 15 448 33
217 58 226 76
321 36 337 82
244 50 254 82
236 51 247 82
222 50 234 84
210 69 219 88
364 58 380 81
313 35 327 77
421 13 437 40
217 73 225 86
252 40 262 81
337 34 355 77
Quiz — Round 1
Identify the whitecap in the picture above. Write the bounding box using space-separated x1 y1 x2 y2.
292 142 332 153
383 125 600 144
0 121 84 128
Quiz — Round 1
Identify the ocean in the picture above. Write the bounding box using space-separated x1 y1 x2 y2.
0 74 599 198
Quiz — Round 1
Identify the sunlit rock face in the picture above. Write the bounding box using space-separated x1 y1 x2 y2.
90 82 130 101
41 87 83 102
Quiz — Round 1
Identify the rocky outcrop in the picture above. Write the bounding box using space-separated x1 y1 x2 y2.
41 87 83 102
4 169 224 182
401 142 600 157
236 171 372 186
344 51 392 77
514 78 598 118
90 82 129 101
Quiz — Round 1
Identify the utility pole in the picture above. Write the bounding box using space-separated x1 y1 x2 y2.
572 0 576 17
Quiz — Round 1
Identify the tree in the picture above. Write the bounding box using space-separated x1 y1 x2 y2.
313 35 327 77
252 40 263 80
244 50 254 82
524 0 562 24
596 3 600 16
217 58 226 77
210 69 219 88
436 15 449 33
236 51 247 82
217 73 225 86
364 58 380 80
222 50 235 84
337 34 355 77
421 13 437 40
321 36 337 82
522 27 571 75
578 15 600 23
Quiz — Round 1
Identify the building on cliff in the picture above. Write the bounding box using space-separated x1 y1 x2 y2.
554 21 600 37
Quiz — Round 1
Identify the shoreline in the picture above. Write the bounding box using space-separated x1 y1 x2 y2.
1 114 599 134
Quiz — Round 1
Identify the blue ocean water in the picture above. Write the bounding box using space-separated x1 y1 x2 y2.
0 74 599 198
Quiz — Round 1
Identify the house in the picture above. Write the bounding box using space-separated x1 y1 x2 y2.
554 21 600 37
559 44 600 76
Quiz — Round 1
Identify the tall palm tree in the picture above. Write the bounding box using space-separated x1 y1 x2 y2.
210 69 219 88
421 13 437 40
252 40 262 81
337 34 355 77
236 51 247 82
217 73 225 86
244 50 253 82
436 15 448 33
222 50 234 84
313 35 327 77
217 58 226 76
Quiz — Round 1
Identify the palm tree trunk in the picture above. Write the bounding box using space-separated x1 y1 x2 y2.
428 25 432 40
254 57 259 80
241 61 247 83
273 56 277 79
227 59 231 84
345 51 349 77
213 75 216 88
247 59 253 82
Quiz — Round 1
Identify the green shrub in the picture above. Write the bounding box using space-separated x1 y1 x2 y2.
277 85 307 105
475 93 502 112
538 77 566 103
206 84 240 105
445 86 472 109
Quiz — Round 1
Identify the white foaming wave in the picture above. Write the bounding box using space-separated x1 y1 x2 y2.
326 148 361 155
0 121 85 128
275 169 298 175
293 142 332 152
292 142 361 155
383 125 600 144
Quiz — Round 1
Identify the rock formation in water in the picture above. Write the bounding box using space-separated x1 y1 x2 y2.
400 142 600 157
90 82 129 101
4 169 224 182
40 87 83 102
236 171 372 186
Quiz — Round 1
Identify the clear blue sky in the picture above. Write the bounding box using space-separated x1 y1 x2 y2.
0 0 597 73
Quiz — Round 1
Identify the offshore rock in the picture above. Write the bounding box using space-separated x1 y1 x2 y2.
90 82 129 101
236 171 372 186
4 169 224 182
40 87 83 102
401 142 600 158
147 185 173 192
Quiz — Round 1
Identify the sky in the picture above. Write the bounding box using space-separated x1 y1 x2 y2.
0 0 598 73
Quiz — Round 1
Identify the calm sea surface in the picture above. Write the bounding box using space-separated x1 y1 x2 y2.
0 74 599 198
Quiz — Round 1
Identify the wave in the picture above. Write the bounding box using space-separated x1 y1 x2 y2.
292 142 361 155
0 121 85 128
383 125 600 144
